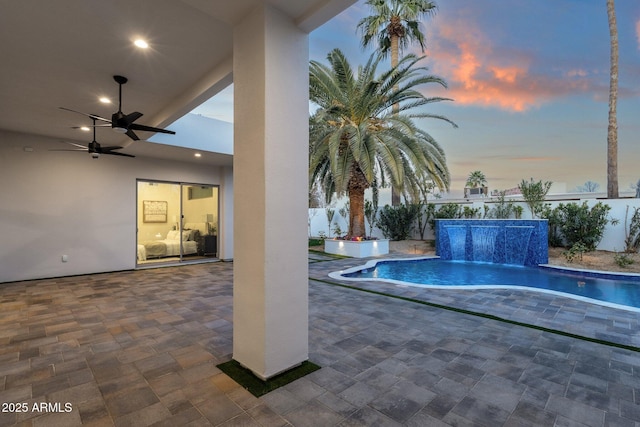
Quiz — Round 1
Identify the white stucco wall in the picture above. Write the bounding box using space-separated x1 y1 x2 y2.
308 193 640 252
0 130 232 283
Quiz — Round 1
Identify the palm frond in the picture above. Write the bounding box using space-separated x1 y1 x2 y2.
309 46 454 235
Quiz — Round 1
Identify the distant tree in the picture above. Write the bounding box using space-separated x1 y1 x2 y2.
634 179 640 198
465 170 487 188
358 0 437 70
576 181 600 193
606 0 619 198
519 178 553 218
325 208 335 237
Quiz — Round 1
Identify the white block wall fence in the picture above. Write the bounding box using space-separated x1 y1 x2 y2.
309 194 640 253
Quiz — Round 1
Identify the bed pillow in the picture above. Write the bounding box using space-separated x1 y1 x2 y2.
166 230 180 240
181 230 191 241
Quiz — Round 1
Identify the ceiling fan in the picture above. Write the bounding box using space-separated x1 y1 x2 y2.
50 117 135 159
60 75 176 141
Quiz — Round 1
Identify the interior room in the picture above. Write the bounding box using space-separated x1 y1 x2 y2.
137 181 219 265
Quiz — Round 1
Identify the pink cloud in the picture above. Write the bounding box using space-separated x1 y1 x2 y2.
420 16 591 112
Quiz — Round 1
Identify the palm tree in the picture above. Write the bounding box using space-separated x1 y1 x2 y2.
465 170 487 188
357 0 438 204
309 48 456 238
606 0 619 198
357 0 437 70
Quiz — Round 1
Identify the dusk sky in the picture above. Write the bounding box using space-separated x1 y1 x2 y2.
194 0 640 198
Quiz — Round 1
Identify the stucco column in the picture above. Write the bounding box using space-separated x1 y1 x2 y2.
232 4 309 379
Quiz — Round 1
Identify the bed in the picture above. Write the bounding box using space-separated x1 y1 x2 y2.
137 225 205 261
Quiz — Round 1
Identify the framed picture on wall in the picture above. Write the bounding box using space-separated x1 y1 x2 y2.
143 200 168 223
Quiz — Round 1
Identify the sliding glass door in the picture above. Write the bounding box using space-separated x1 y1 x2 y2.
136 180 219 266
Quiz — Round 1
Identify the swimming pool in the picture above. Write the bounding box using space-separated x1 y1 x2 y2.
330 257 640 312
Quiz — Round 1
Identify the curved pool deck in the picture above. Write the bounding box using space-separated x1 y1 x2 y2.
310 254 640 350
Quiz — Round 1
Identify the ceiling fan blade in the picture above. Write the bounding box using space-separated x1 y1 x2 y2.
60 141 89 149
125 111 143 124
71 124 111 129
129 123 176 134
99 146 124 151
49 148 87 152
125 129 140 141
104 150 135 158
59 107 111 123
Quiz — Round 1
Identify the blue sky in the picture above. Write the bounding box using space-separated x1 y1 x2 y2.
195 0 640 197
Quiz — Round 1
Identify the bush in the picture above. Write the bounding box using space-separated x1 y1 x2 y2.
614 252 634 268
429 203 462 231
462 206 480 219
563 242 587 263
624 206 640 253
555 202 614 251
540 204 563 247
488 192 514 219
308 238 324 247
377 204 420 241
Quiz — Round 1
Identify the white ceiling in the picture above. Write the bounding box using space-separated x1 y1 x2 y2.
0 0 355 165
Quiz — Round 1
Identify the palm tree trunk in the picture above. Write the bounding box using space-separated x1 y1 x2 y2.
349 187 367 238
607 0 619 199
348 165 369 237
390 32 402 206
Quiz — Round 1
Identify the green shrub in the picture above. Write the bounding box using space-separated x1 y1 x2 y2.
624 206 640 253
519 178 552 218
429 203 462 231
614 252 634 268
377 204 420 241
462 206 480 219
513 205 524 219
488 192 514 219
555 202 614 251
414 202 435 240
308 238 324 247
563 242 587 263
540 204 563 247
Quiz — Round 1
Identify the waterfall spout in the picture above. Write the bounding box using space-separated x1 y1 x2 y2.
471 226 500 263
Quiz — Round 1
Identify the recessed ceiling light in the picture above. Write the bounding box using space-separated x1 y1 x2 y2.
194 153 202 158
99 97 111 104
134 39 149 49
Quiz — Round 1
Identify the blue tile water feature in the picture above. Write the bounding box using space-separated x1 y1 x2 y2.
435 219 548 266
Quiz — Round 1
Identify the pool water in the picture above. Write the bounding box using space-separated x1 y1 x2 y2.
340 259 640 310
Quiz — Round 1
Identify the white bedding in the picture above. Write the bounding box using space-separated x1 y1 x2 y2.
160 239 197 256
138 223 209 261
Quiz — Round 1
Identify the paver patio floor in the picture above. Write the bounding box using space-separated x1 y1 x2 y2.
1 256 639 426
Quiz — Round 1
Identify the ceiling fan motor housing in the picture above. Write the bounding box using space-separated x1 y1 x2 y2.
111 111 129 133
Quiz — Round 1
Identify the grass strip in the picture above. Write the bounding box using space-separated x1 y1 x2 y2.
217 360 320 397
311 278 640 354
308 249 350 259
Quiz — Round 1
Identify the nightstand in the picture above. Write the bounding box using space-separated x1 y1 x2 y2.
204 235 217 257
